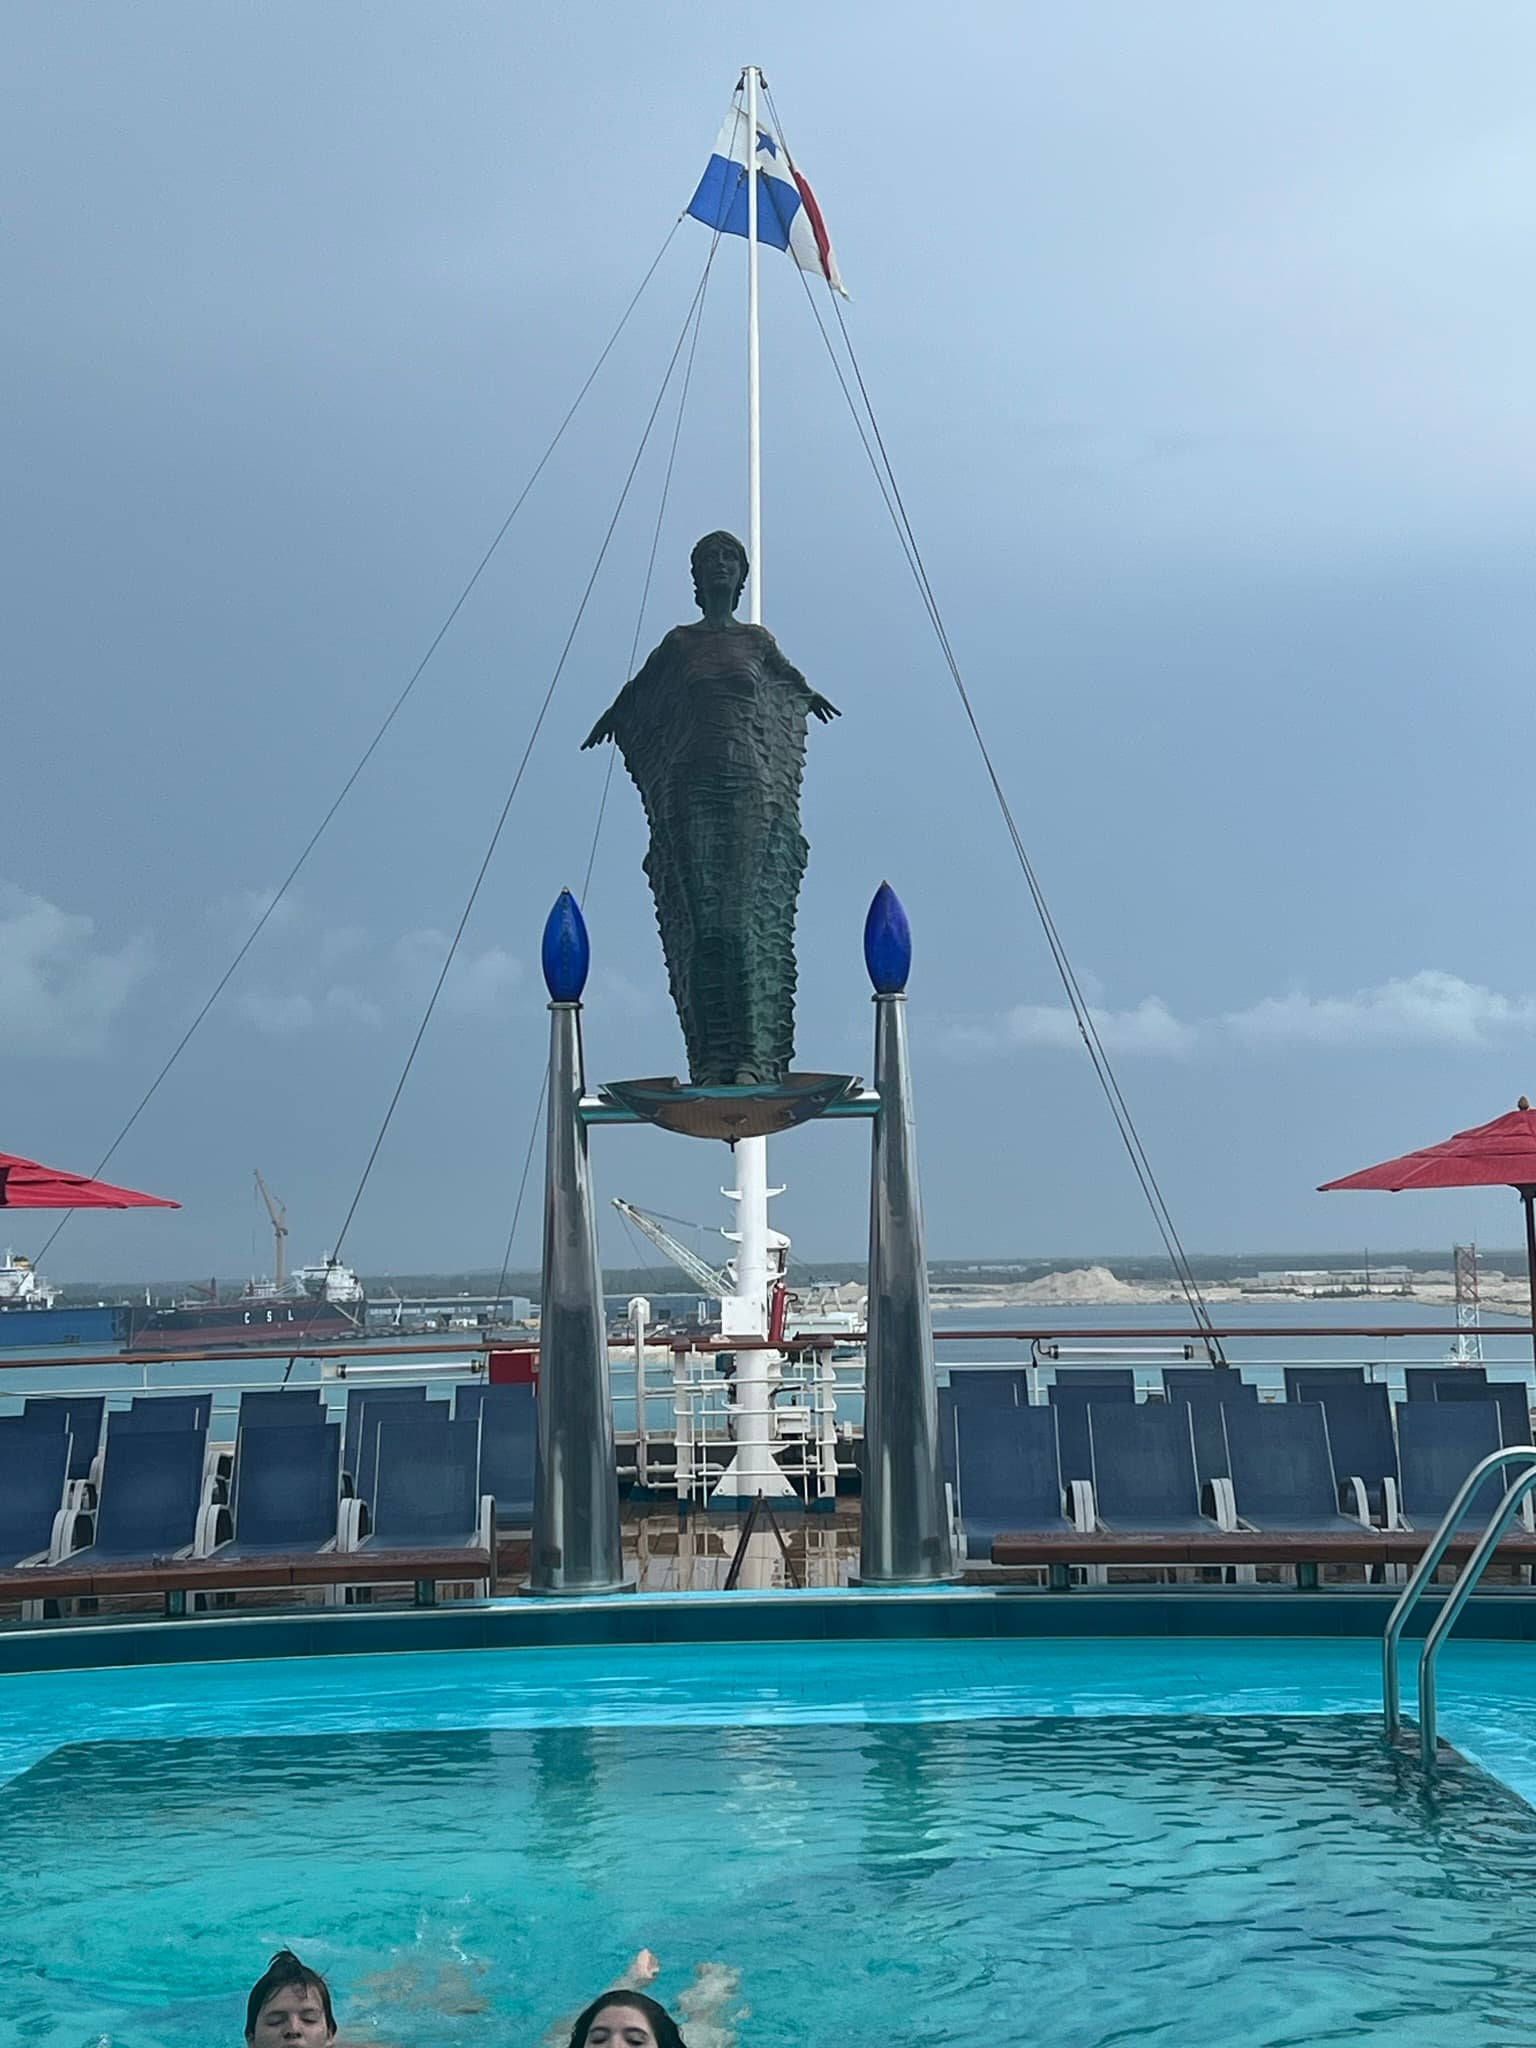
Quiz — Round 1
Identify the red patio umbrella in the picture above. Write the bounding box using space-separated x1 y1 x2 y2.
1320 1100 1536 1367
0 1151 178 1210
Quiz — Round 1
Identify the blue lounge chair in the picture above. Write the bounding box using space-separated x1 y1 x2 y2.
21 1395 105 1485
1435 1376 1533 1449
1299 1382 1398 1523
1164 1368 1255 1401
1049 1379 1134 1484
937 1385 959 1492
238 1388 323 1430
342 1382 428 1479
466 1384 535 1527
0 1412 69 1449
0 1426 80 1566
1284 1366 1364 1404
1405 1366 1487 1401
947 1368 1028 1407
67 1430 211 1563
205 1421 344 1559
1086 1402 1218 1534
1285 1372 1373 1410
117 1393 213 1433
106 1396 227 1495
1395 1400 1513 1527
345 1390 447 1504
343 1415 491 1554
939 1373 1029 1494
953 1404 1072 1560
1164 1369 1257 1484
1222 1402 1368 1533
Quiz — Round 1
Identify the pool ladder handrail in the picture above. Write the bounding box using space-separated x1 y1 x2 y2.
1382 1442 1536 1765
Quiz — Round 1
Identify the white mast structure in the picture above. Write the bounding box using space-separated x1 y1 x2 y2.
712 64 796 1506
1452 1242 1484 1365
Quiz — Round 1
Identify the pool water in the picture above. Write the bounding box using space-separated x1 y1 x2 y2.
6 1691 1536 2048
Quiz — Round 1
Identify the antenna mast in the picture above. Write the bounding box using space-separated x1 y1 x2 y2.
1453 1242 1483 1364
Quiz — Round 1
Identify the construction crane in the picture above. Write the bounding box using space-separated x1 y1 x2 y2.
254 1169 289 1293
611 1198 733 1296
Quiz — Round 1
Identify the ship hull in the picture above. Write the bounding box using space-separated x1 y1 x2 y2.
127 1300 359 1351
0 1304 131 1349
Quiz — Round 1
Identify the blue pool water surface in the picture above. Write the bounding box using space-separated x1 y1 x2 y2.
6 1635 1536 2048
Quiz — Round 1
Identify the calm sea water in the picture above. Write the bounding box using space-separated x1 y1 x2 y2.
4 1710 1536 2048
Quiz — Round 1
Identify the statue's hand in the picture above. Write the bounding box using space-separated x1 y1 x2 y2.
581 713 615 749
807 692 841 723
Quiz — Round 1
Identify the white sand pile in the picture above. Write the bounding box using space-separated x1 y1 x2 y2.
1012 1264 1149 1305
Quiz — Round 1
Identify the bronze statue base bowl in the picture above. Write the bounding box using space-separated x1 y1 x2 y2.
597 1073 862 1142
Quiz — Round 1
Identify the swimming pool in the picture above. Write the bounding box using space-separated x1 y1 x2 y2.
5 1634 1536 2047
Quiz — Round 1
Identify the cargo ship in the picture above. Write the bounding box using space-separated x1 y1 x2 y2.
0 1251 131 1349
127 1256 366 1351
0 1248 365 1352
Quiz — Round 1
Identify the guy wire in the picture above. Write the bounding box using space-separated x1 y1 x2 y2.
32 220 684 1273
330 236 724 1271
765 83 1220 1353
491 228 720 1319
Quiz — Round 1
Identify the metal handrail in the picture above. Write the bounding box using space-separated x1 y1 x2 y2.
1382 1443 1536 1745
1417 1451 1536 1765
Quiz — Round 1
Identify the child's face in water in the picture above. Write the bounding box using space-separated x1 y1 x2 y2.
248 1983 335 2048
584 2004 659 2048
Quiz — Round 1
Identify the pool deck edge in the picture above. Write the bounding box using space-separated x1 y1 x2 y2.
4 1585 1536 1676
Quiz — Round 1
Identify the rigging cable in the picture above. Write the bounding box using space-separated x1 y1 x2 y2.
486 1073 547 1325
764 85 1222 1357
30 220 684 1272
329 236 725 1272
488 226 721 1322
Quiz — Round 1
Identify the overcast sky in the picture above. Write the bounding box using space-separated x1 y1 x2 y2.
6 3 1535 1283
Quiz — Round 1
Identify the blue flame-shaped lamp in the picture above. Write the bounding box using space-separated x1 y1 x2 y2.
864 881 912 995
541 889 590 1003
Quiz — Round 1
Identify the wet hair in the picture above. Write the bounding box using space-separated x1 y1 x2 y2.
689 530 749 611
245 1950 337 2040
566 1987 689 2048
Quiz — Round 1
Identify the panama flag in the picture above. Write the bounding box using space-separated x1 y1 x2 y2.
687 101 846 295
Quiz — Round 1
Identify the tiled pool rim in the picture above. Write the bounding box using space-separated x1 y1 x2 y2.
5 1584 1536 1676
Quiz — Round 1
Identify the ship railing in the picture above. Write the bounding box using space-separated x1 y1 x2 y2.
3 1323 1533 1481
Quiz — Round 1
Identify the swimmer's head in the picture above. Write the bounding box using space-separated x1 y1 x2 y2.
245 1950 337 2046
567 1989 688 2048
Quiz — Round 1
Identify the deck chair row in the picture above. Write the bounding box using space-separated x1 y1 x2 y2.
949 1363 1523 1407
949 1392 1534 1563
944 1367 1531 1500
0 1383 535 1576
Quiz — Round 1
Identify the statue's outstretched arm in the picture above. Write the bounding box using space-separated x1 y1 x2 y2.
760 630 839 723
584 637 677 749
581 701 620 749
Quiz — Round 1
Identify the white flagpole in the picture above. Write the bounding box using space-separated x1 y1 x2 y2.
739 65 769 1343
713 64 792 1507
745 63 763 626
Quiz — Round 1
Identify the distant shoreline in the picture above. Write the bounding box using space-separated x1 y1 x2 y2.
53 1258 1531 1319
930 1263 1532 1316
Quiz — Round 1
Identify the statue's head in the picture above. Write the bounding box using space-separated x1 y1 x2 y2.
690 531 750 613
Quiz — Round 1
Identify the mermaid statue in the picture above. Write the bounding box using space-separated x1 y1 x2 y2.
582 531 838 1087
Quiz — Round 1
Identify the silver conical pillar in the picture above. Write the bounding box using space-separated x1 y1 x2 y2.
859 886 953 1584
528 893 628 1596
